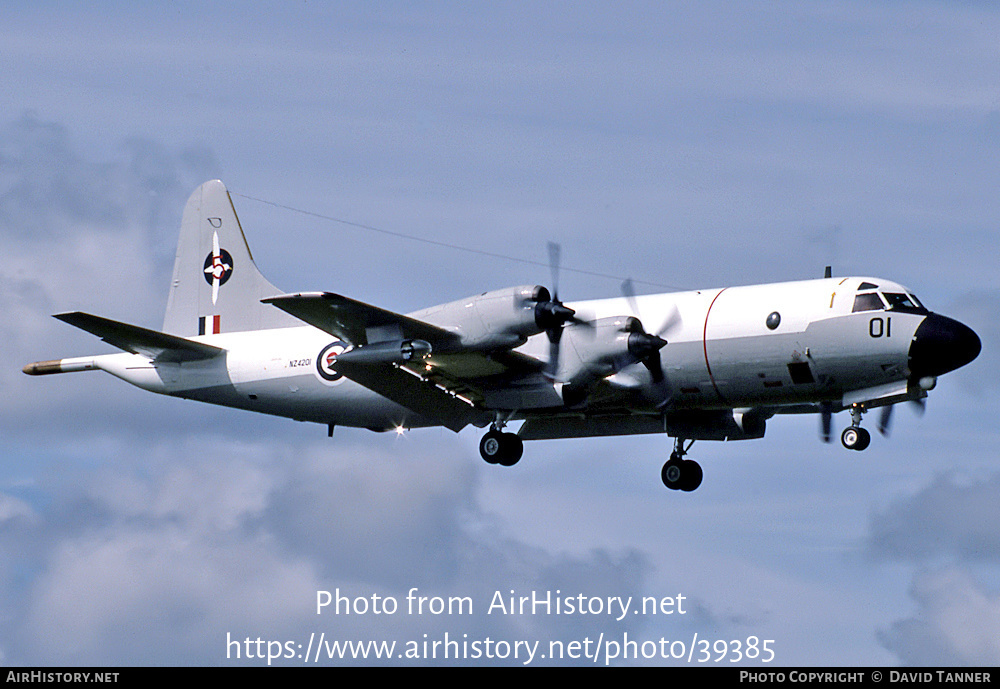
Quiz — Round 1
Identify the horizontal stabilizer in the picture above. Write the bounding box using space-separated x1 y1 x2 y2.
54 312 225 363
263 292 460 347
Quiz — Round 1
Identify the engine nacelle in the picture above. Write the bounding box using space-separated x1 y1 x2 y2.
561 316 662 387
420 285 553 350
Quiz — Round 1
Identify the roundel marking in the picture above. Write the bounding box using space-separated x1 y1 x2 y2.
204 249 234 286
317 341 347 383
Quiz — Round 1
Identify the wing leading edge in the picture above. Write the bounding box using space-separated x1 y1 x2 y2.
263 292 460 347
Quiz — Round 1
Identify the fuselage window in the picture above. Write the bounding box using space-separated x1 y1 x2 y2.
852 293 885 313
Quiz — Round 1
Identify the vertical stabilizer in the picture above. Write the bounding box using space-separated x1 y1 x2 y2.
162 180 297 335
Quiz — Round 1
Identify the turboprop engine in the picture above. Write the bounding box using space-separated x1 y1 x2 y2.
423 285 579 351
557 316 668 407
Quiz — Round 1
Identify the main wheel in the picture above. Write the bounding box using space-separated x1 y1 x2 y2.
678 460 703 492
480 431 504 464
841 426 871 451
661 458 684 490
496 433 523 467
479 431 523 466
662 457 704 491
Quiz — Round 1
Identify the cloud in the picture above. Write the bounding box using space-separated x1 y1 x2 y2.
868 472 1000 563
878 567 1000 666
0 113 217 251
868 472 1000 666
0 116 657 665
0 435 651 665
0 113 222 434
0 112 219 321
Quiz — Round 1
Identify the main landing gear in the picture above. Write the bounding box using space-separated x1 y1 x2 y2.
840 404 871 451
661 438 703 492
479 420 523 467
479 424 704 492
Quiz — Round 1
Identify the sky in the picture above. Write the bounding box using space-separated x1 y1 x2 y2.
2 0 1000 666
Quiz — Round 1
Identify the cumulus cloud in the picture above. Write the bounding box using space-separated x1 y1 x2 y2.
0 436 650 665
0 117 658 665
0 113 221 433
868 472 1000 666
0 113 218 260
868 472 1000 562
0 113 219 335
878 568 1000 667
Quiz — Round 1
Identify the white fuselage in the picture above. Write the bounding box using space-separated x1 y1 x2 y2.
79 275 928 434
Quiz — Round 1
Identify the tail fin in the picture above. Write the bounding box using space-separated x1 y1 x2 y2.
162 180 297 335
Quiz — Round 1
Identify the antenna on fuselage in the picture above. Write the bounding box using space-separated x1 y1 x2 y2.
824 266 832 278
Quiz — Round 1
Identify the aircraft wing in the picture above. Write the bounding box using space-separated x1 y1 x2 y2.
330 358 490 432
263 292 461 347
265 292 557 428
54 312 225 363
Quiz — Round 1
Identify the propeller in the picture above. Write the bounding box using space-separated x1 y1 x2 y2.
621 278 683 404
624 318 669 382
538 242 588 379
877 405 893 436
877 399 926 437
820 401 833 443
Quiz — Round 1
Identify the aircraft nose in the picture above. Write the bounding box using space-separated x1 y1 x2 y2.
908 313 981 378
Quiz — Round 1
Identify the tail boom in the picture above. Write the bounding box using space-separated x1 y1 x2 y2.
22 357 98 376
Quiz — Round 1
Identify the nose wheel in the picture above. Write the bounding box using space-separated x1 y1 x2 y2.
661 439 702 492
840 426 871 451
840 404 871 451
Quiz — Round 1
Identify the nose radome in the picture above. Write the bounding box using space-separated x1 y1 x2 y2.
908 313 982 378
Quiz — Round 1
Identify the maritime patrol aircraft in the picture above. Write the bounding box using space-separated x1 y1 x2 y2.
23 180 981 492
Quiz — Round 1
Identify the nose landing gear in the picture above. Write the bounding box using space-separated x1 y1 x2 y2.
840 404 871 451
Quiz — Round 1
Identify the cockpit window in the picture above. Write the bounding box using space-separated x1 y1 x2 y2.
857 281 879 291
883 292 928 314
852 293 885 312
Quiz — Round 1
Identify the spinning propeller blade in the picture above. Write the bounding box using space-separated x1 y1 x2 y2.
539 242 579 379
878 405 893 436
621 278 682 405
877 398 926 437
820 402 833 443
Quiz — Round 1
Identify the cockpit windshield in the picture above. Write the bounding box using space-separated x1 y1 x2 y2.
853 291 929 315
852 293 884 313
882 292 928 314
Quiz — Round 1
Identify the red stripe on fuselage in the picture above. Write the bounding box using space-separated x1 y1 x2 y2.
702 287 727 403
